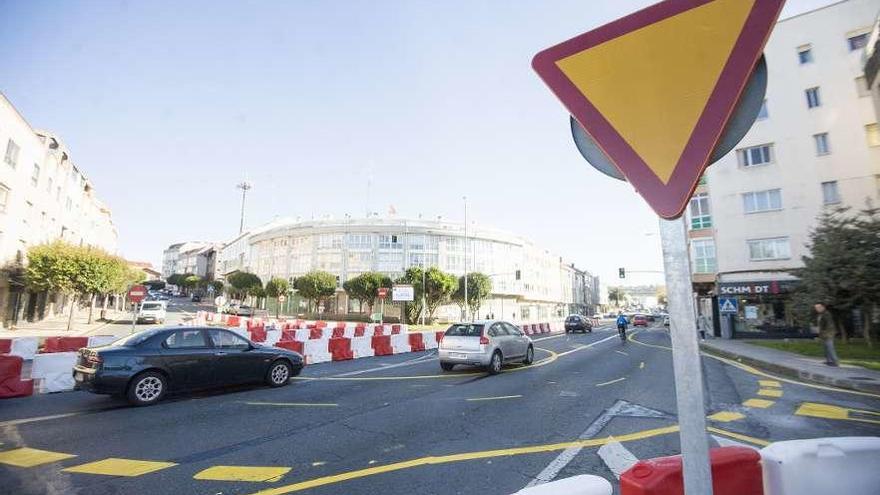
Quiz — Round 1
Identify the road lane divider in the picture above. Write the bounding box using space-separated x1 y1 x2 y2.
242 402 338 407
194 465 292 482
757 388 783 398
61 457 177 477
707 411 745 422
742 398 774 409
596 439 639 479
595 377 626 387
465 395 522 402
794 402 880 425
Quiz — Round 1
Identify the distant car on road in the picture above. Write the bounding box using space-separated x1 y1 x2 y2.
191 294 202 302
438 320 533 374
564 314 593 333
633 314 649 327
227 304 254 316
137 301 167 324
73 327 304 406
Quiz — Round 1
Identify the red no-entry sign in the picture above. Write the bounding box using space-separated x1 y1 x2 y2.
128 285 147 303
377 288 388 299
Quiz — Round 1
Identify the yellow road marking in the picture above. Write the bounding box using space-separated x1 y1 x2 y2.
757 389 783 398
707 411 745 422
742 398 774 409
466 395 522 402
628 331 880 399
62 458 177 477
194 466 292 482
243 425 682 495
795 402 880 425
759 380 781 388
706 427 771 447
596 377 626 387
244 402 338 407
0 447 76 467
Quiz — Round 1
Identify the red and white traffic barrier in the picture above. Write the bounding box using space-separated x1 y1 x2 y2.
0 354 34 398
31 352 78 393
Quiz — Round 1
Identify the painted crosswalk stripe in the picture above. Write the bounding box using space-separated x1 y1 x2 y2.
597 439 639 479
757 388 783 398
62 458 177 476
707 411 745 423
0 447 76 467
742 398 774 409
194 465 291 482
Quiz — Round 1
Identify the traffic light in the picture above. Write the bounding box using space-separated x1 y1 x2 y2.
619 267 626 279
515 270 521 280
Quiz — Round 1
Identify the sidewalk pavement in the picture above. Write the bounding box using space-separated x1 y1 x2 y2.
701 338 880 394
0 309 131 339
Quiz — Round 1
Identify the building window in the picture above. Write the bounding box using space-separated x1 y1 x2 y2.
743 189 782 214
847 33 868 51
317 234 343 249
378 234 402 250
689 193 712 229
756 99 769 120
813 133 830 155
805 87 821 109
748 237 791 261
346 233 372 249
866 123 880 147
855 76 870 97
821 181 840 205
797 45 813 64
31 163 40 187
4 140 19 168
691 238 716 274
737 144 773 167
0 185 8 213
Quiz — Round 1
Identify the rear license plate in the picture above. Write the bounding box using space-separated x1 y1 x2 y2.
451 352 468 359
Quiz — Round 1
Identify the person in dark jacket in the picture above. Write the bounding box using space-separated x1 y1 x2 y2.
815 303 838 367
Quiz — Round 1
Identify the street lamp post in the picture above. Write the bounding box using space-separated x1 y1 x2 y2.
463 196 468 322
236 181 252 234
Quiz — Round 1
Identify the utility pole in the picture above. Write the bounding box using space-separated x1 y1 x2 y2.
236 181 252 234
463 196 468 322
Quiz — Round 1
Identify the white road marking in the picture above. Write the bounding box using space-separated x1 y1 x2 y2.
0 412 82 428
597 439 639 479
331 351 437 377
711 434 758 450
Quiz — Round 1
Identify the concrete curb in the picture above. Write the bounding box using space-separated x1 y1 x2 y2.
700 342 880 395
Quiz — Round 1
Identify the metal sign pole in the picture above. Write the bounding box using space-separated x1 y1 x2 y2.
659 216 713 494
130 302 137 334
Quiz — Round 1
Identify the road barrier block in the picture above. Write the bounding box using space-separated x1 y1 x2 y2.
351 336 375 358
31 352 78 393
42 337 89 354
309 328 325 340
264 329 282 346
303 339 331 364
0 339 11 354
329 338 354 361
249 326 267 343
390 333 411 354
514 475 612 495
620 446 762 495
408 333 425 352
760 437 880 495
371 335 393 356
0 354 34 398
275 340 303 354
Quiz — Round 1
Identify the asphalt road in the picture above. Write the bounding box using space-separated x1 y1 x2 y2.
1 318 879 495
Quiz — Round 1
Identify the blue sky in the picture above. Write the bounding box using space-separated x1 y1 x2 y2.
0 0 833 285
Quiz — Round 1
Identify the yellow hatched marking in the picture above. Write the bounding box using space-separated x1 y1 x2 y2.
0 447 76 467
742 398 774 409
708 411 745 423
757 388 782 398
62 458 177 477
795 402 880 425
194 466 291 482
759 380 781 388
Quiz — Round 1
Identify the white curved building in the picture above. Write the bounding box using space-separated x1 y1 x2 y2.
215 216 598 322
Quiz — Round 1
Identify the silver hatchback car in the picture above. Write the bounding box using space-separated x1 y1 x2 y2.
438 320 534 374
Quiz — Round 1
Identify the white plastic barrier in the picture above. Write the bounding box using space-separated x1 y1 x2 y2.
514 475 612 495
9 337 38 360
303 339 331 364
294 328 311 341
423 333 438 350
87 335 116 348
390 333 411 354
229 327 250 341
264 329 282 346
31 352 77 393
760 436 880 495
350 336 375 358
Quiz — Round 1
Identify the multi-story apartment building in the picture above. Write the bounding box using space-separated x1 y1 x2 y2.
0 93 118 325
688 0 880 338
161 241 218 280
214 216 599 322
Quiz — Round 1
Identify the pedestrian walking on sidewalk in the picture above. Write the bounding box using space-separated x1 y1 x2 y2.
697 313 708 340
815 302 839 367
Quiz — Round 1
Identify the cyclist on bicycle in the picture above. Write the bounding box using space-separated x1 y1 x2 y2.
616 313 628 341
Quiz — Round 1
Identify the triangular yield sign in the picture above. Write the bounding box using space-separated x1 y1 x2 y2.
533 0 785 218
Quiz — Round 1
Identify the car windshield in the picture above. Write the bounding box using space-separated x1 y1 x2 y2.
566 316 580 322
141 303 162 310
445 324 484 337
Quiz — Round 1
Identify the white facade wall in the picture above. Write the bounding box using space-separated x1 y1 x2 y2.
706 0 880 278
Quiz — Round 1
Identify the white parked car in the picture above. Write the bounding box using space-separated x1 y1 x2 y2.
137 301 167 324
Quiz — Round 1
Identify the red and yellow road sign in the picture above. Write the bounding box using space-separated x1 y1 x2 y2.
533 0 785 218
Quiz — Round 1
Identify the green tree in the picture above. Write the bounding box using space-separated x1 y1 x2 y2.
423 267 457 323
183 275 203 294
265 277 290 317
452 272 492 320
210 280 224 295
143 280 166 291
226 272 262 300
166 273 187 288
608 287 625 309
344 271 393 316
295 271 337 313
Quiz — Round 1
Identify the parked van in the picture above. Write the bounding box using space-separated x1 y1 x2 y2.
137 301 167 324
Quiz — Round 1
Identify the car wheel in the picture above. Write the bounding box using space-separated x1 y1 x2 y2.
127 371 167 407
440 362 455 372
487 351 503 375
266 360 292 387
523 346 534 365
